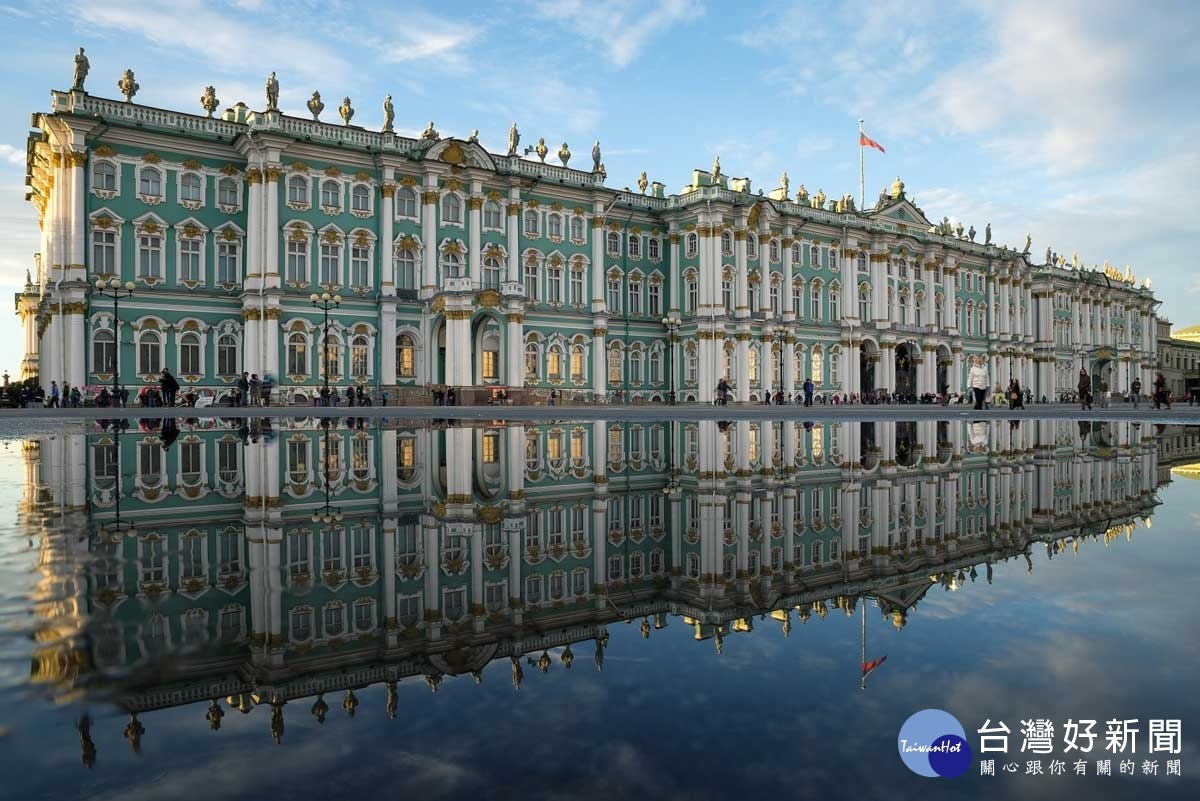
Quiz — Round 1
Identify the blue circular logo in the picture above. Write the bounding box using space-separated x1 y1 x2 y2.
897 709 972 777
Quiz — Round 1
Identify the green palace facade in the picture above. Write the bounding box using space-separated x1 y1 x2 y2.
16 66 1161 402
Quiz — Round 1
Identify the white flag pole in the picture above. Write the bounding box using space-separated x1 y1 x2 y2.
859 118 865 210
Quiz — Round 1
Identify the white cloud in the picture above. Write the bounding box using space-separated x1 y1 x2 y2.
0 144 25 165
534 0 703 68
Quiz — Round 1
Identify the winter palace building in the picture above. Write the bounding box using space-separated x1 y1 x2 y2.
15 69 1161 402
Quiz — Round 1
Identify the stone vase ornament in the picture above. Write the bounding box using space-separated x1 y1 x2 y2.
307 91 324 121
339 97 354 126
118 69 139 103
200 86 219 117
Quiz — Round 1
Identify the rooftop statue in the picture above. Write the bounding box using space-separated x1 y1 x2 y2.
637 171 648 194
339 97 355 126
72 47 89 92
1046 246 1052 265
712 156 721 179
265 71 279 111
420 120 439 141
307 91 324 121
813 188 825 209
467 129 479 143
592 140 601 171
984 223 992 245
200 86 219 118
955 221 964 239
535 137 548 162
780 170 789 197
1023 233 1031 254
968 225 976 242
507 122 520 157
381 94 394 133
558 141 571 167
118 69 139 103
889 175 905 199
796 184 809 203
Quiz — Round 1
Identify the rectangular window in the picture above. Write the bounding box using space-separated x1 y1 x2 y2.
287 240 308 283
322 529 342 572
181 535 204 581
139 235 161 278
351 246 369 287
217 441 239 482
219 529 241 576
319 243 340 285
139 442 162 484
629 282 642 315
179 238 201 282
570 270 584 305
92 230 116 275
524 265 538 301
352 526 372 570
607 279 621 312
548 269 562 304
217 241 239 284
180 441 202 484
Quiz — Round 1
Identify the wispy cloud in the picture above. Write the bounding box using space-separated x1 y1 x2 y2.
534 0 703 68
0 144 25 165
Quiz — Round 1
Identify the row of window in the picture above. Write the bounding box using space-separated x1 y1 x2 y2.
93 162 241 210
92 228 243 285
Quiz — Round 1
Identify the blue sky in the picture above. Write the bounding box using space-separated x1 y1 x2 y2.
0 0 1197 375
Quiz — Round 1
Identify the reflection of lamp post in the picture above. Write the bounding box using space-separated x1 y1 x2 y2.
309 292 342 405
312 422 343 524
94 278 136 401
661 315 680 405
98 420 136 537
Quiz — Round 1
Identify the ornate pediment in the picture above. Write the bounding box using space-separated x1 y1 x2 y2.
421 139 496 172
871 197 932 229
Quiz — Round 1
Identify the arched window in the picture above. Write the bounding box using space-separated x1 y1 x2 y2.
321 333 342 379
350 335 369 378
898 292 908 324
570 344 585 381
629 348 644 384
288 175 308 204
180 173 202 203
648 237 660 261
218 178 238 207
769 280 780 315
93 329 115 374
791 242 802 264
482 255 502 289
769 239 780 262
484 200 502 229
829 287 840 320
747 237 758 260
685 274 698 313
320 180 341 209
217 333 238 376
441 194 461 223
548 213 562 239
649 349 663 383
748 346 759 383
319 241 341 285
810 244 820 268
810 346 823 384
829 249 838 271
138 330 161 374
396 334 416 377
722 277 733 311
859 285 871 320
523 209 539 236
606 231 621 256
179 332 201 375
524 341 540 381
721 231 733 256
93 161 116 191
138 167 161 197
524 263 538 300
607 344 623 384
685 345 698 384
395 187 417 218
395 247 417 289
441 250 462 278
570 216 585 241
686 232 698 258
351 184 370 212
810 282 822 321
547 342 564 381
858 252 868 272
287 332 308 375
628 234 641 258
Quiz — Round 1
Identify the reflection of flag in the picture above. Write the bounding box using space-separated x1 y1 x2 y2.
861 655 888 677
859 132 885 153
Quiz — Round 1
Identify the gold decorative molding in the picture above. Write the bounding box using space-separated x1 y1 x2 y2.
266 167 282 182
94 144 116 157
242 308 262 320
246 168 263 185
421 190 440 204
445 309 472 320
467 196 483 210
142 152 162 164
324 165 342 177
506 313 525 324
380 183 396 198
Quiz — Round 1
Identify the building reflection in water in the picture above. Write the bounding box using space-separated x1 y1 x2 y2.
20 416 1191 763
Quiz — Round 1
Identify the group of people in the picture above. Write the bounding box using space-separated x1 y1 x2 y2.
234 373 271 406
1076 369 1172 411
313 384 373 407
46 381 83 408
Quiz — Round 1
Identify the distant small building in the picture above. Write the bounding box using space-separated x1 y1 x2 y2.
1156 320 1200 399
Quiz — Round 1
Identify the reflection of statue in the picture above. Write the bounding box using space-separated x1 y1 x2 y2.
72 47 90 92
780 170 789 197
117 69 139 103
265 71 279 111
420 120 439 141
712 156 721 178
339 97 354 126
200 86 220 117
637 171 648 194
558 141 571 167
592 140 601 171
968 225 976 242
984 223 992 245
507 122 520 156
381 94 394 132
534 137 548 162
467 129 479 143
306 91 324 121
796 184 809 203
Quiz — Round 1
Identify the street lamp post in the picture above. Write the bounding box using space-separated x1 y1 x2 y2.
310 291 342 406
773 324 787 404
661 315 680 405
841 315 857 401
94 278 136 403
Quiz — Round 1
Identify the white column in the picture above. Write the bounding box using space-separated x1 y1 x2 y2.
591 201 606 310
735 334 749 402
246 170 263 285
381 304 397 385
668 228 681 313
783 229 795 322
784 336 796 397
69 150 85 278
264 168 281 287
592 327 607 398
468 180 482 288
380 184 395 296
508 190 521 285
506 313 524 387
66 307 85 390
923 262 936 328
422 177 438 292
734 228 748 317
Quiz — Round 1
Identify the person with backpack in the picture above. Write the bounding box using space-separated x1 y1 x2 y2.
1154 372 1170 410
49 381 60 408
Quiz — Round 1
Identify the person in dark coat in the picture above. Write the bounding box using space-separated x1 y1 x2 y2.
237 372 250 406
160 369 180 407
1077 369 1092 411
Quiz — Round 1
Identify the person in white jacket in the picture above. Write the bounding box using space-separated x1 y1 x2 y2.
967 357 989 410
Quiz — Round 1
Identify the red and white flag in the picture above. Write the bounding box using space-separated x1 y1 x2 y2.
859 132 885 154
861 655 888 677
